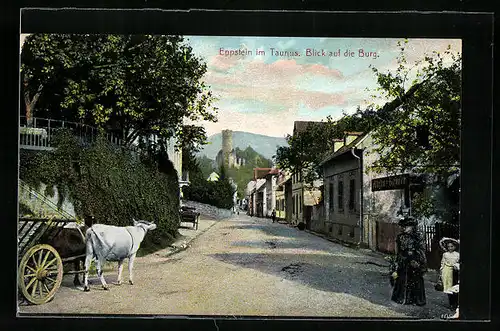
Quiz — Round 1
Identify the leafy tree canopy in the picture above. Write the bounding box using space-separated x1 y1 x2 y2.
21 34 218 151
274 112 372 185
366 40 461 181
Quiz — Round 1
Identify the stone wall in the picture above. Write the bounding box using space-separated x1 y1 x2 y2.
182 200 232 220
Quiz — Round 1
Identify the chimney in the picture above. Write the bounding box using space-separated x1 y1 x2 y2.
333 139 344 152
344 132 363 146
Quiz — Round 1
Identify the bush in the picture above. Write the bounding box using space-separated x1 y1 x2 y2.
183 172 234 210
21 130 181 254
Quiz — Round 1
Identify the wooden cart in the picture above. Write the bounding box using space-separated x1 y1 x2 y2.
180 206 200 230
17 217 86 305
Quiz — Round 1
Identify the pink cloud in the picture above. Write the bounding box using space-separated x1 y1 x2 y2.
206 57 344 86
199 107 300 138
208 54 242 71
202 58 350 112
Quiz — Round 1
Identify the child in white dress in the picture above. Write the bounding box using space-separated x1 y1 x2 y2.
440 237 460 310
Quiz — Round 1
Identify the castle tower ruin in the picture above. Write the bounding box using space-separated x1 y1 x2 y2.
222 129 233 169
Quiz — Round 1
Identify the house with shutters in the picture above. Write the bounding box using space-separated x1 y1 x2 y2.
319 130 430 250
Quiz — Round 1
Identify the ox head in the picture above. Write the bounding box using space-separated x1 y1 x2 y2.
132 218 157 231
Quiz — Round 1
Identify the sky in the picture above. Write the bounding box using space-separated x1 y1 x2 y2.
20 34 461 139
186 36 461 138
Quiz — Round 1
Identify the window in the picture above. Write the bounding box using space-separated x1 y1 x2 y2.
299 195 302 213
349 179 356 211
338 179 344 211
329 183 334 211
292 195 296 214
282 199 285 211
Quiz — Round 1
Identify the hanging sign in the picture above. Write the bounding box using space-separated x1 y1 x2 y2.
371 174 410 192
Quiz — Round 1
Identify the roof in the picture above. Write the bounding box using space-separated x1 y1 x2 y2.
253 167 273 180
255 178 267 191
320 82 425 167
264 168 280 177
320 132 369 166
293 121 327 136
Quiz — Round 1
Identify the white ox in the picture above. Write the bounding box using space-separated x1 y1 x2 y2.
83 219 157 291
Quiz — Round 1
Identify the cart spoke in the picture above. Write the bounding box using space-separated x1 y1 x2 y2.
42 281 50 294
37 250 43 267
38 279 43 297
41 250 51 268
23 273 37 278
45 258 58 268
31 255 38 268
31 279 38 297
25 276 37 291
26 265 36 273
45 276 56 284
45 266 58 274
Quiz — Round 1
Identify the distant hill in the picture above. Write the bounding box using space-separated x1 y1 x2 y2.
197 131 288 160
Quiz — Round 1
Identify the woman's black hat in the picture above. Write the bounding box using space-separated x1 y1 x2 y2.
398 216 417 226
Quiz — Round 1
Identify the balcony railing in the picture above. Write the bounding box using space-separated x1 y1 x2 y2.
19 116 140 153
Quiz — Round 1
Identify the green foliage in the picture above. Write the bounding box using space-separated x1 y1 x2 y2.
182 171 235 210
227 147 272 198
235 147 272 168
19 202 34 216
275 40 461 190
366 41 461 179
411 191 436 220
21 130 181 253
274 113 370 184
197 155 216 179
21 34 218 151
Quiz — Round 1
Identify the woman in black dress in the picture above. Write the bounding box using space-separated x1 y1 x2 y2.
391 216 427 306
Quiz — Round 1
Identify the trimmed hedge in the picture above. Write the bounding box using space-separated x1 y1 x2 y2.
20 130 181 254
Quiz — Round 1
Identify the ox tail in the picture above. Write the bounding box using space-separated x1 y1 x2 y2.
85 227 101 260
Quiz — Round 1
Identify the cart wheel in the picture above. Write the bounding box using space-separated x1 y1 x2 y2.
18 244 63 305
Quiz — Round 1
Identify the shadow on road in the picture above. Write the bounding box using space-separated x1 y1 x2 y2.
209 250 450 319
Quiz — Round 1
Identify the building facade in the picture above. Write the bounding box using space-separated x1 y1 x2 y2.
321 131 427 249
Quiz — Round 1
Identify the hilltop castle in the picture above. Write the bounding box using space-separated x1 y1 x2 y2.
215 129 247 169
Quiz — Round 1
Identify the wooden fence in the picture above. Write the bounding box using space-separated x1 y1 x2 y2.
376 221 460 270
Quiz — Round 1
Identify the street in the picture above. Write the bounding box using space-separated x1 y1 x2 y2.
19 213 452 318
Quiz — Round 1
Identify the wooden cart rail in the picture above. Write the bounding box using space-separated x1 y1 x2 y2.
18 217 78 259
17 217 85 305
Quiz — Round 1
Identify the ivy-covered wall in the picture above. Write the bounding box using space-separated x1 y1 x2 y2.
19 130 181 254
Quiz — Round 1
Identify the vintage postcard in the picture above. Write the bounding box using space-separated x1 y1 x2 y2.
17 34 462 319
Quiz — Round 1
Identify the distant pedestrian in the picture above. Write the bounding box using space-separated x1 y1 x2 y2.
271 209 276 223
439 237 460 311
391 216 427 306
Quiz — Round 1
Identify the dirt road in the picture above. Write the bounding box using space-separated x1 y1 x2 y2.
18 214 451 318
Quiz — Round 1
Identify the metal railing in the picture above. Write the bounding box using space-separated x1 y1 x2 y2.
19 116 142 153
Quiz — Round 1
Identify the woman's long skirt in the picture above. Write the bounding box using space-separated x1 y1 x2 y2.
391 266 426 306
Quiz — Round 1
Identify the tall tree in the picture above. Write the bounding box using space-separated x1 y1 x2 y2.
274 112 372 184
21 34 218 150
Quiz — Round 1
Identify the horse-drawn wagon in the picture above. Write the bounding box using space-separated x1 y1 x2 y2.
17 217 87 305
